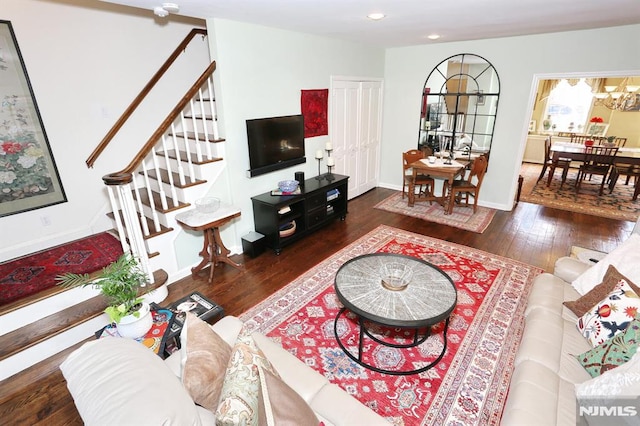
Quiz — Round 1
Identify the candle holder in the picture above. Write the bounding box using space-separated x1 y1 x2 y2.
316 158 324 180
326 165 335 181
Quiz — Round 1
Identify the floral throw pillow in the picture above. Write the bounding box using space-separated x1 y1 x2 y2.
577 278 640 347
576 316 640 377
215 325 279 426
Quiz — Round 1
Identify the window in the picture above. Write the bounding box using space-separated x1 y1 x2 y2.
545 79 593 132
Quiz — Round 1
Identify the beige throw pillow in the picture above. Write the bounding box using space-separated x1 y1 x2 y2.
565 265 640 317
257 364 319 426
180 312 232 411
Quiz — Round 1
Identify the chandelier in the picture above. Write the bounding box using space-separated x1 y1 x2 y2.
593 77 640 111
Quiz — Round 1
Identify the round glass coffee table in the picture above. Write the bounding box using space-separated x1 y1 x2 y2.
333 253 457 375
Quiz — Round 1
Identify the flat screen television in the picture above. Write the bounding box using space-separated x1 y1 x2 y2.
246 114 306 177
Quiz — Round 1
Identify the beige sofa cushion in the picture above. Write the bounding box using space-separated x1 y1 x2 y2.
60 337 204 425
572 234 640 295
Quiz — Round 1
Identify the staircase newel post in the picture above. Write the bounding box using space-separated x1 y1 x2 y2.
103 172 154 284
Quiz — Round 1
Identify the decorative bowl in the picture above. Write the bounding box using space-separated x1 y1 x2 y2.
278 180 299 193
195 197 220 213
584 140 594 147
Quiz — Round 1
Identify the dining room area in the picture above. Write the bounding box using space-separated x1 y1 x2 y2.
520 74 640 222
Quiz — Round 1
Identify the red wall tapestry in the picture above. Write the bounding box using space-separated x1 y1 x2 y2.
301 89 328 138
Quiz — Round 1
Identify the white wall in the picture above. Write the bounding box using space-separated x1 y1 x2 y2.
3 0 638 265
1 0 206 261
204 18 385 241
381 24 640 210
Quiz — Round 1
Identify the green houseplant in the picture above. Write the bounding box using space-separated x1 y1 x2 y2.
56 253 151 336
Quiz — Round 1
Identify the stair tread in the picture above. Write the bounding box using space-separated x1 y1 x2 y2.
183 113 214 120
166 131 225 143
0 270 168 363
157 149 223 165
144 169 206 188
107 211 174 239
133 189 190 213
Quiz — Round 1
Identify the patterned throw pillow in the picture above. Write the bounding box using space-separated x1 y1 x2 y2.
564 265 640 317
577 279 640 347
215 325 279 426
576 316 640 377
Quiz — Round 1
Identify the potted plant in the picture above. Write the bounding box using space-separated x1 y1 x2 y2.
56 253 153 338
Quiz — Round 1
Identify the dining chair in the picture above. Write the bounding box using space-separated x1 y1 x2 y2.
537 136 571 188
570 135 592 144
611 137 628 147
608 163 640 197
402 149 434 200
449 154 488 213
575 146 618 195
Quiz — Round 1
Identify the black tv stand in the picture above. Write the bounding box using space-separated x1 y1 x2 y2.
251 174 349 254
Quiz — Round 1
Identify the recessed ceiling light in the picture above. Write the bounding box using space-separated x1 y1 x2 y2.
427 34 441 40
367 13 386 21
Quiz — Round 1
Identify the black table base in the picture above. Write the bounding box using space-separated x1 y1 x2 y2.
333 307 450 376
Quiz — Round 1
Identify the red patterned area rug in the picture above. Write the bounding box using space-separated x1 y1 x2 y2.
374 192 495 233
520 162 640 222
0 232 123 306
240 225 542 425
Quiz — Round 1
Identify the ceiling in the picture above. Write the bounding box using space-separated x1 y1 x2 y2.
99 0 640 47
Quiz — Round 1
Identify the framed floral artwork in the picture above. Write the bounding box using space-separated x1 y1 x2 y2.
585 122 609 137
0 20 66 217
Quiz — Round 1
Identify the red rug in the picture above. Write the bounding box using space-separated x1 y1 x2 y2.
0 232 123 306
374 192 496 233
240 225 542 425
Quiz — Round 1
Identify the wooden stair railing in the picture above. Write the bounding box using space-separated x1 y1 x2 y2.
86 28 208 169
100 60 222 284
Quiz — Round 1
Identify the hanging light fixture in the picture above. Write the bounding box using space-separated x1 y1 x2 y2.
593 77 640 111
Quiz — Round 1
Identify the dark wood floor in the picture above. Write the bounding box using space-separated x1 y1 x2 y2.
0 187 634 424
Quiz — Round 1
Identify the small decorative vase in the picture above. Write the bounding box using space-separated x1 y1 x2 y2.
116 302 153 339
542 115 552 132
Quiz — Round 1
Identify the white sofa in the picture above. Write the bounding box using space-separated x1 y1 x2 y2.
501 256 592 425
60 315 389 425
502 233 640 425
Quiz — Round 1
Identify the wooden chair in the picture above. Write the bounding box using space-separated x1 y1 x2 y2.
608 163 640 199
575 146 618 195
570 135 593 144
449 154 488 213
402 149 434 200
610 137 628 147
537 137 571 188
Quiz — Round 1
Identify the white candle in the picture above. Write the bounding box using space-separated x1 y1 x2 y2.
315 150 323 159
327 157 335 166
325 142 333 151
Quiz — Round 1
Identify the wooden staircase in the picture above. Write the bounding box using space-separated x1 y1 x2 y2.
0 27 229 383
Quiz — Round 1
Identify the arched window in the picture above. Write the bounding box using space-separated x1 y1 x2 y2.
545 79 593 133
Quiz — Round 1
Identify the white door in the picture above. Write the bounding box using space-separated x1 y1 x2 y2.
330 77 383 199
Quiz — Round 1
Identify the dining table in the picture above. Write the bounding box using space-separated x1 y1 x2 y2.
550 142 640 197
407 157 467 214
